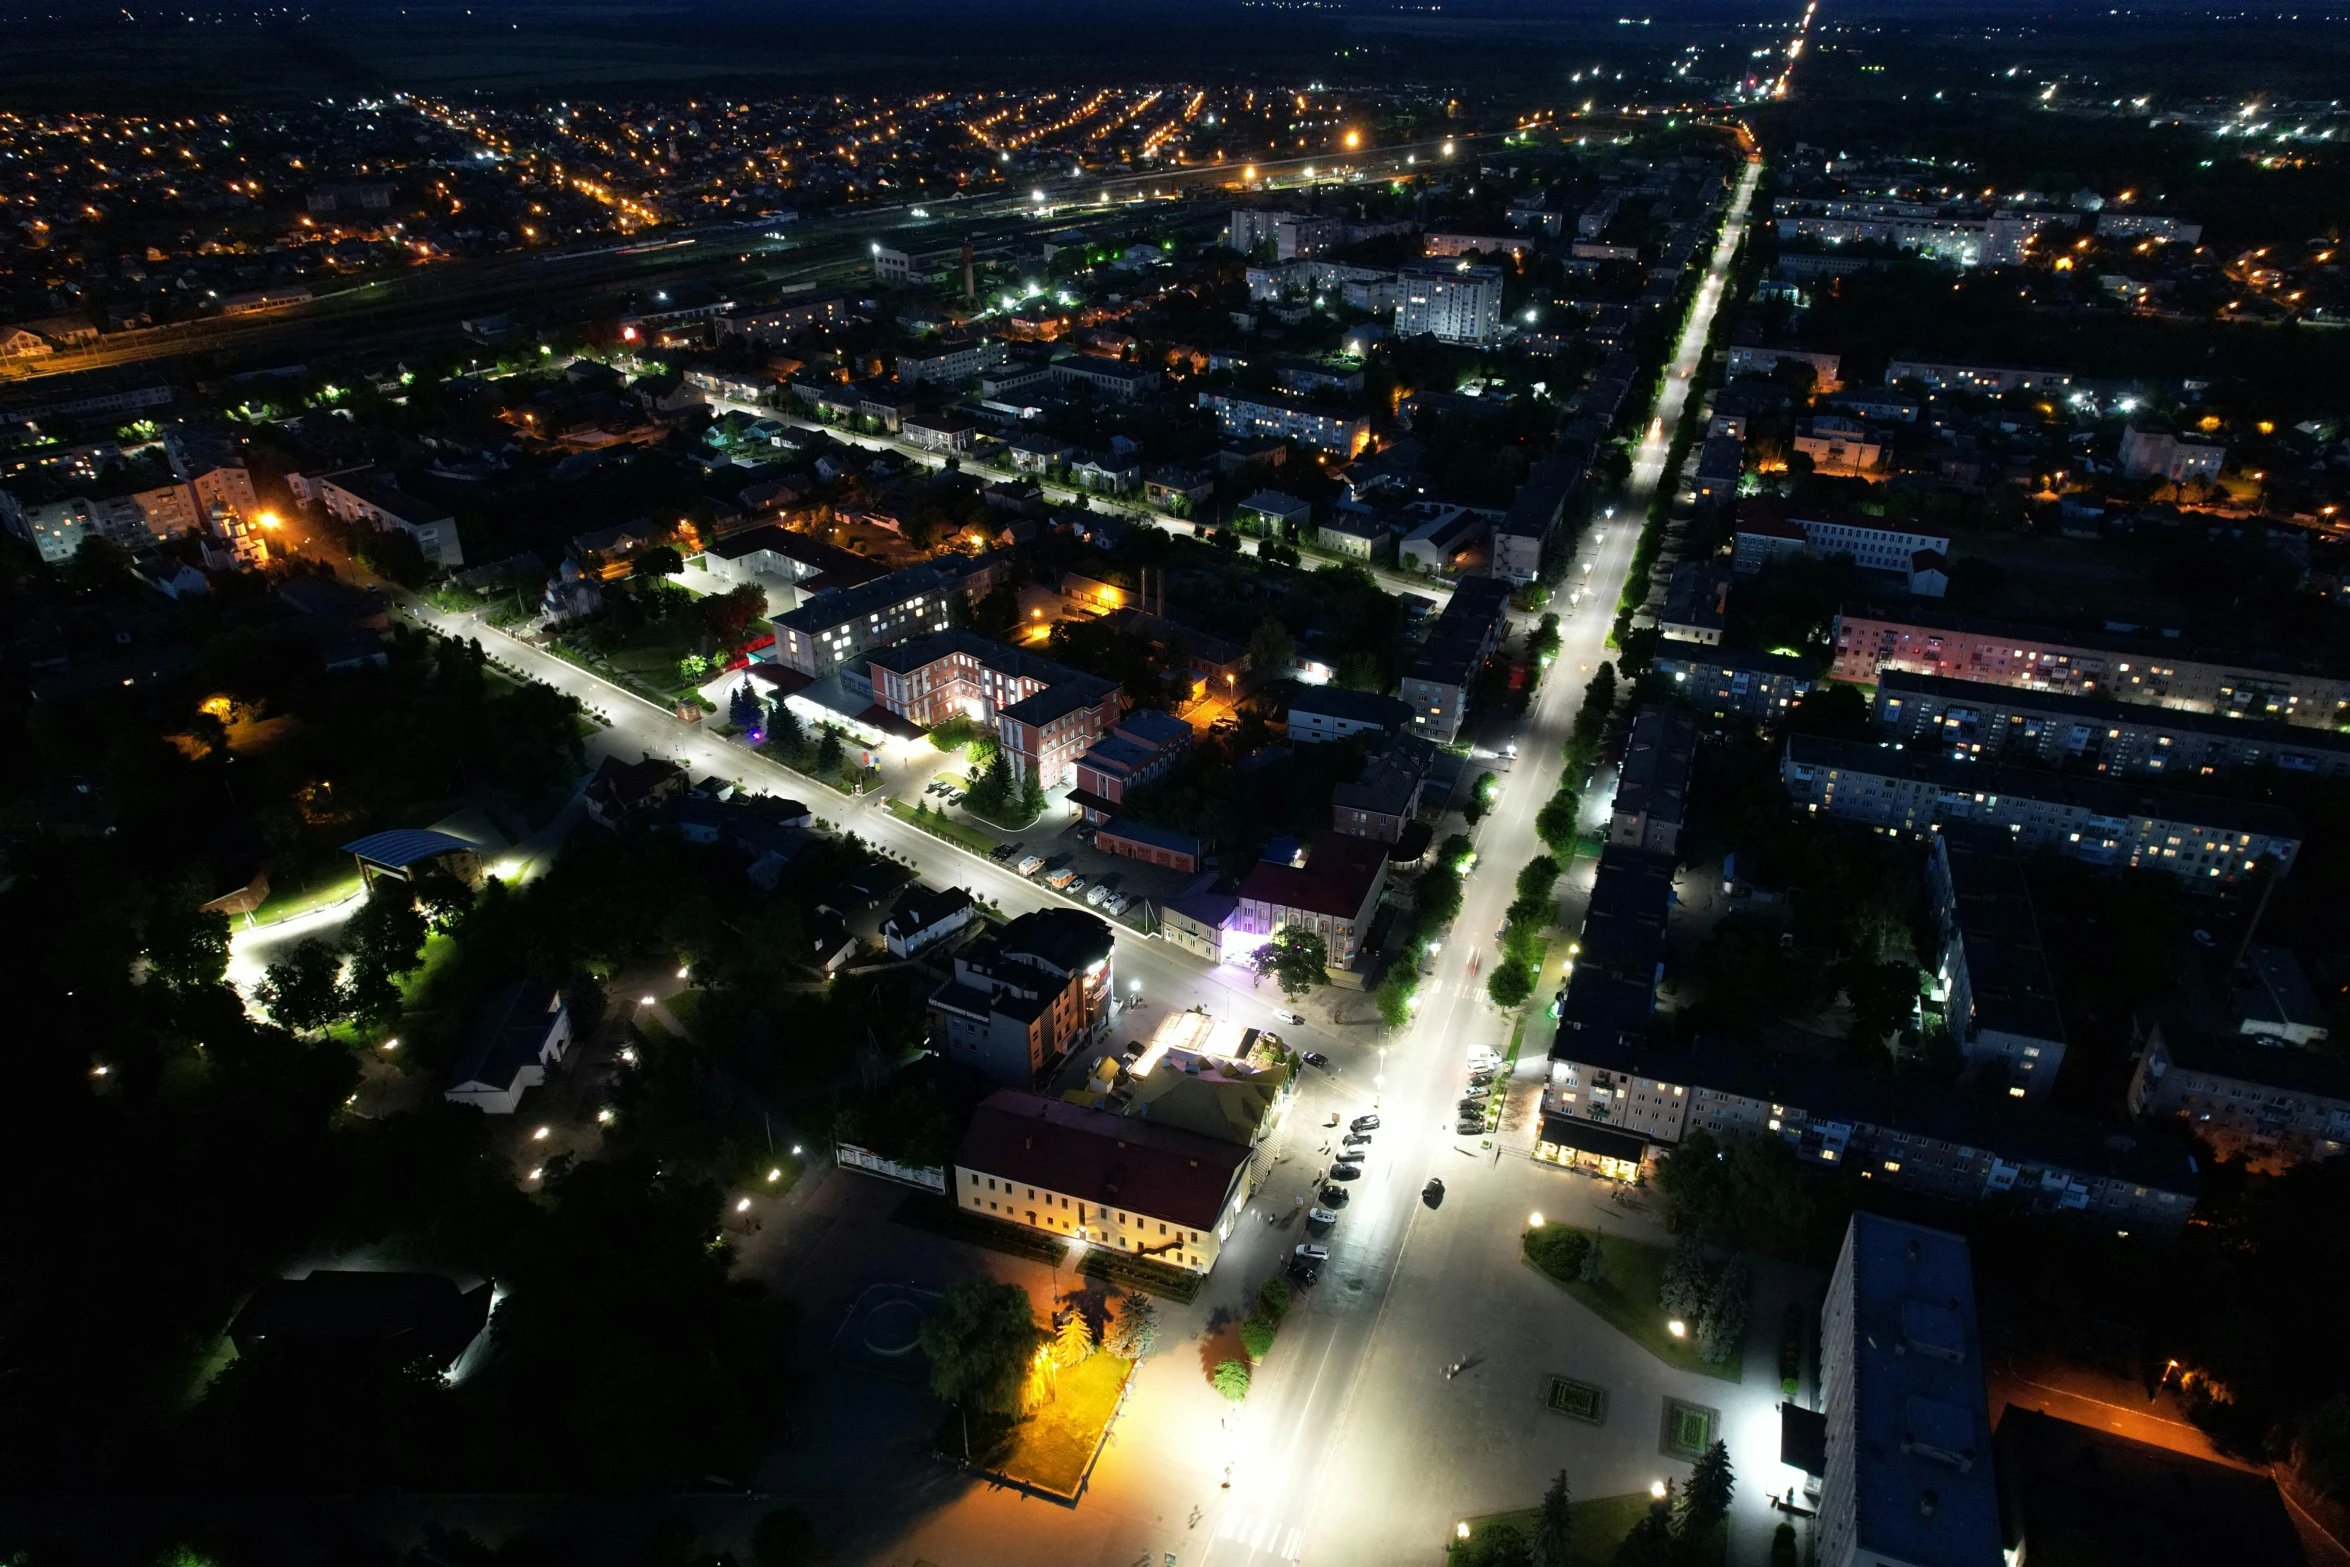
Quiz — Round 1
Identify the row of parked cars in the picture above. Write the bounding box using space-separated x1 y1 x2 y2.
1456 1050 1504 1136
985 841 1137 914
922 779 970 808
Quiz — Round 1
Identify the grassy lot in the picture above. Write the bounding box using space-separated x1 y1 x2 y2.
1450 1492 1717 1567
884 797 1003 858
1523 1226 1743 1384
249 870 366 928
1000 1352 1133 1497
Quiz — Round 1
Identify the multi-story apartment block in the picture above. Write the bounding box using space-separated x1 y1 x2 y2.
1815 1214 2003 1567
2119 425 2225 485
928 909 1114 1085
1725 344 1843 387
1871 671 2350 780
1195 390 1371 457
1049 357 1162 402
896 332 1008 387
1655 645 1816 720
1399 577 1513 743
953 1090 1253 1275
1610 706 1698 855
1883 360 2072 395
1537 1036 2199 1231
1396 261 1505 346
1068 708 1194 822
1781 734 2302 886
318 470 464 568
714 295 847 347
2128 1008 2350 1172
1928 830 2068 1101
1331 739 1431 845
1493 456 1585 583
1830 605 2350 728
1733 502 1950 593
862 630 1078 727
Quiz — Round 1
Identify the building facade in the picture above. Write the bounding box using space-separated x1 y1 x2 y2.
1195 391 1371 458
1929 831 2068 1101
1396 262 1505 346
927 909 1114 1085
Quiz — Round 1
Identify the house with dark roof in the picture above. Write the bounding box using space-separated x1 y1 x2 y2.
229 1271 492 1369
927 908 1115 1084
881 883 976 958
1286 686 1412 745
585 755 685 829
1098 818 1206 873
444 981 573 1114
952 1089 1253 1275
1331 739 1431 846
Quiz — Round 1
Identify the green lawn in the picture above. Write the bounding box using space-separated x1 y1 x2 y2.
1523 1227 1743 1384
1451 1492 1716 1567
248 870 366 928
884 796 1002 857
999 1351 1133 1497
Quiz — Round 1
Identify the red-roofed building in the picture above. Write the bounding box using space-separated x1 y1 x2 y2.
1233 834 1390 967
953 1089 1254 1274
1733 499 1951 596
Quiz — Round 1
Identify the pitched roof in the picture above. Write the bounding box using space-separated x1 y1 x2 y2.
955 1089 1251 1229
1235 833 1386 920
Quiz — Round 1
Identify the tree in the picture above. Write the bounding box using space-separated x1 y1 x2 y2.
1053 1310 1094 1368
1769 1521 1799 1567
1698 1258 1751 1366
146 904 230 993
1254 1275 1292 1325
1107 1293 1158 1358
697 584 768 651
752 1506 820 1567
1250 926 1328 999
1240 1317 1277 1361
1486 958 1534 1010
631 544 685 578
1466 1522 1534 1567
768 698 806 758
1465 771 1499 825
1535 788 1580 857
344 884 430 1021
1105 1293 1159 1360
1612 1497 1673 1567
1212 1358 1252 1402
255 937 348 1033
1376 967 1418 1029
815 727 846 777
918 1279 1040 1413
1515 855 1562 904
1661 1241 1713 1320
1532 1469 1573 1567
1673 1440 1735 1541
1247 616 1296 675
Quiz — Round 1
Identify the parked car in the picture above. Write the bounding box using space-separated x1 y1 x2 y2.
1308 1207 1339 1226
1423 1178 1445 1205
1289 1258 1320 1286
1283 1012 1306 1026
1351 1114 1381 1131
990 842 1020 862
1044 866 1078 889
1318 1185 1350 1206
1302 1051 1330 1069
1343 1131 1372 1147
1457 1120 1485 1135
1294 1243 1330 1262
1103 893 1131 915
1327 1163 1362 1181
1085 883 1112 906
1016 854 1045 876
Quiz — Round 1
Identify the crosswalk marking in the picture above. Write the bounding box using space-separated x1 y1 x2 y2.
1211 1511 1303 1561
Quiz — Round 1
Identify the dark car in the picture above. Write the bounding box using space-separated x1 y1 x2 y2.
1457 1120 1485 1136
1423 1178 1445 1206
1302 1051 1330 1069
1351 1114 1382 1132
1289 1258 1321 1286
1319 1185 1350 1206
1328 1163 1363 1181
1343 1131 1373 1147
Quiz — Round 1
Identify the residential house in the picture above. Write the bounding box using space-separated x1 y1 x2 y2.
881 884 977 959
928 908 1115 1084
585 755 686 829
1286 687 1411 744
443 981 574 1114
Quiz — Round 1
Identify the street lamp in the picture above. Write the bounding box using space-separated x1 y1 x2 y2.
1529 1211 1545 1228
1668 1319 1688 1339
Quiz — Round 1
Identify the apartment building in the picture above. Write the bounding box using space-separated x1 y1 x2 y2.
1815 1215 2003 1567
1929 830 2068 1102
1724 344 1842 387
927 909 1114 1085
1610 706 1698 855
1780 734 2303 887
1396 261 1506 346
861 630 1080 727
1871 670 2350 780
1286 687 1411 744
714 295 847 346
1331 739 1431 845
317 470 464 568
999 672 1123 791
1050 357 1162 402
2128 1008 2350 1171
1733 501 1950 594
1830 604 2350 729
1195 390 1371 457
2119 424 2225 485
1883 360 2072 395
1493 455 1586 583
953 1090 1252 1275
1655 645 1816 720
1399 576 1513 743
1537 1036 2199 1231
896 332 1008 387
1068 708 1194 822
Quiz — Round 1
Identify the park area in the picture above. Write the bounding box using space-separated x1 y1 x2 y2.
994 1351 1133 1498
1523 1226 1743 1383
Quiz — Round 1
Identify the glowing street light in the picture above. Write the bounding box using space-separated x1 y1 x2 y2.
1668 1319 1688 1339
767 1167 783 1183
736 1197 753 1213
531 1125 551 1141
1529 1211 1545 1228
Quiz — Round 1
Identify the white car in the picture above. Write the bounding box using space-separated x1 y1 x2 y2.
1103 892 1131 915
1308 1207 1339 1226
1085 882 1112 907
1016 854 1045 876
1294 1243 1330 1262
